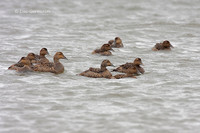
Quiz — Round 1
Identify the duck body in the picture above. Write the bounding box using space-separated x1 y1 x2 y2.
79 60 114 79
152 40 173 51
113 66 137 79
34 52 67 74
113 58 145 74
8 57 33 72
92 44 114 56
109 37 123 48
35 48 49 64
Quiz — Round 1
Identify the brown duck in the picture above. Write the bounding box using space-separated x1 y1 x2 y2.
152 40 174 51
35 48 49 64
113 58 145 74
113 66 137 79
34 52 67 74
79 60 114 78
92 44 114 56
8 57 33 72
8 53 36 70
108 37 124 48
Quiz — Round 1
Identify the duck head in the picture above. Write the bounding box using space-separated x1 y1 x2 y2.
19 57 31 66
114 37 122 44
163 40 174 48
133 58 144 66
54 52 68 61
108 40 114 45
40 48 49 56
27 53 36 61
101 59 114 67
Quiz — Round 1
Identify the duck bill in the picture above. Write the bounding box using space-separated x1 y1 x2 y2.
63 56 68 60
110 63 115 67
170 44 174 48
140 62 144 66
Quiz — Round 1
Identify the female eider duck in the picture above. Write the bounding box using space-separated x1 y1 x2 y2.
108 37 123 48
16 57 34 72
8 57 33 72
113 58 145 74
79 60 114 79
113 66 137 79
35 48 50 64
152 40 174 51
92 44 114 56
34 52 67 74
8 53 36 70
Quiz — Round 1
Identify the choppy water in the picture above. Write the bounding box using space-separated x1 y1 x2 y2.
0 0 200 132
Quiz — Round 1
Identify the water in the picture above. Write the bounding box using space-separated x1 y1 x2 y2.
0 0 200 132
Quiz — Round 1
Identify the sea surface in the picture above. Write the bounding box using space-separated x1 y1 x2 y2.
0 0 200 133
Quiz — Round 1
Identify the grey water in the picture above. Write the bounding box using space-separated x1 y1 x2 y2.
0 0 200 132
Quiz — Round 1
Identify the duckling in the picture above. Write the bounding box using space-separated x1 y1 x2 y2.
35 48 49 64
112 37 124 48
113 58 145 74
113 66 137 79
152 40 174 51
34 52 67 74
79 60 114 79
92 44 114 56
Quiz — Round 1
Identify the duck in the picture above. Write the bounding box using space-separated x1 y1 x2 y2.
27 53 37 64
152 40 174 51
113 58 145 74
108 37 124 48
79 60 114 78
112 66 137 79
35 48 49 64
92 44 114 56
8 57 33 72
33 52 67 74
16 57 34 72
8 53 36 70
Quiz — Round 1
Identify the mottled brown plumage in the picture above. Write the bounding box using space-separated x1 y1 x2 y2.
113 66 137 79
35 48 49 64
79 60 114 78
113 58 145 74
8 53 36 70
111 37 124 48
34 52 67 74
92 44 114 56
152 40 173 51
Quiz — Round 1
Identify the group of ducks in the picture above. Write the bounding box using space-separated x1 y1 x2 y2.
8 37 174 79
8 48 67 74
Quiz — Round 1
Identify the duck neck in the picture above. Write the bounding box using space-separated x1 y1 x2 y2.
100 65 107 71
54 57 60 64
40 53 45 58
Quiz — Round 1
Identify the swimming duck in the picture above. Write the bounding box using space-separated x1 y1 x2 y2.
16 57 34 72
79 60 114 78
35 48 49 64
34 52 67 74
113 58 145 74
113 66 137 79
110 37 124 48
27 53 37 64
92 44 114 56
8 53 36 70
8 57 33 72
152 40 174 51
